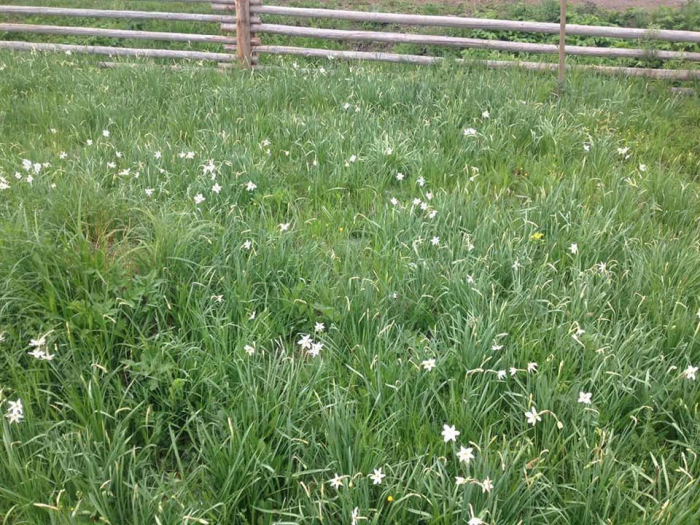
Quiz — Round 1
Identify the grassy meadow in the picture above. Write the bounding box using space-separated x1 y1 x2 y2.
0 47 700 524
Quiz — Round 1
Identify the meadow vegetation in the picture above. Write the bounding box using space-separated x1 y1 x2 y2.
0 11 700 525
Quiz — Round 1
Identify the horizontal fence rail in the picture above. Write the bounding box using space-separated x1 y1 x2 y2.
250 5 700 44
247 23 700 62
0 6 234 23
1 1 699 80
0 23 237 44
0 40 235 60
255 45 700 80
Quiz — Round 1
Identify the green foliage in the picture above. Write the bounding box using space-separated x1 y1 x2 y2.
0 31 699 525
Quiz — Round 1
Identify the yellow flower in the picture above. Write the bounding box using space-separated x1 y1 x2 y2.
387 495 394 502
338 227 344 232
530 232 544 241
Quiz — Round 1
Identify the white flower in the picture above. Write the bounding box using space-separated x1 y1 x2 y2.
527 362 538 373
396 173 404 181
420 202 429 211
212 183 222 194
457 446 475 464
482 110 490 119
329 474 344 489
297 334 313 350
413 198 422 206
244 344 256 356
279 222 291 232
211 294 224 303
569 243 578 255
421 359 436 371
596 262 607 273
308 342 323 358
683 365 698 381
29 335 47 348
430 236 440 246
193 193 205 205
428 210 437 219
578 392 592 404
86 139 93 146
186 151 195 159
246 181 257 191
441 424 460 443
525 406 541 426
417 176 426 187
468 518 484 525
509 367 518 376
145 188 154 196
50 128 57 134
350 507 364 525
118 168 130 176
242 240 252 250
425 192 433 200
343 102 351 110
385 147 393 155
5 398 23 424
154 151 161 159
455 476 468 485
639 164 647 172
349 155 357 163
115 151 123 159
25 175 33 184
617 147 630 155
497 370 506 380
314 322 325 333
512 260 521 270
59 151 67 160
481 477 493 493
102 129 110 138
583 143 590 152
463 128 477 137
390 197 399 206
369 468 385 485
491 343 503 351
249 311 256 320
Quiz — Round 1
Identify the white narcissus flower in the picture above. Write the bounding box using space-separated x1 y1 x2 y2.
212 183 222 194
154 151 161 159
457 446 475 464
102 129 110 138
5 398 23 424
242 240 252 250
194 194 205 205
527 362 538 373
578 392 593 404
246 181 257 191
455 476 468 485
463 128 477 137
421 359 436 371
314 322 325 333
468 518 484 525
430 236 440 246
297 334 312 350
368 468 385 485
441 424 460 443
308 342 323 358
482 110 490 119
497 370 507 380
396 173 405 181
244 344 255 356
525 406 541 426
683 365 698 381
570 243 578 255
329 473 344 489
417 176 426 187
279 223 291 231
481 477 493 493
59 151 68 160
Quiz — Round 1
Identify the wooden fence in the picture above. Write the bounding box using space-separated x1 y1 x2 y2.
1 1 700 80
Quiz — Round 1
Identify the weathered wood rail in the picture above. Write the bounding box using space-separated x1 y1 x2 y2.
1 0 699 80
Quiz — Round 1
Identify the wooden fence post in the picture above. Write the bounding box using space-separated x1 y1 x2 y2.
235 0 252 67
558 0 567 92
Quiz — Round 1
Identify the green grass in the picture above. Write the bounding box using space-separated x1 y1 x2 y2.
0 51 700 524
